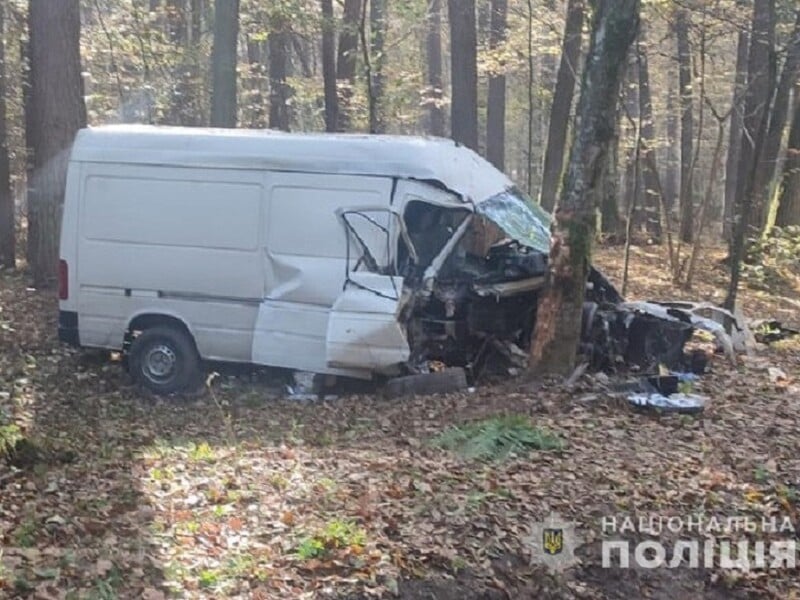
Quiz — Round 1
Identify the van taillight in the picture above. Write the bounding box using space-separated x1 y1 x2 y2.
58 260 69 300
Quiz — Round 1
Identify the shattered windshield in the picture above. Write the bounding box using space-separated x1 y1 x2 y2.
476 187 551 253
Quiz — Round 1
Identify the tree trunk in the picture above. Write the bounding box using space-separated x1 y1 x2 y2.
166 0 201 126
245 36 267 127
321 0 338 133
368 0 387 134
336 0 362 132
209 0 239 128
775 94 800 226
268 16 291 131
0 2 14 269
751 9 800 230
539 0 584 211
676 8 694 243
26 0 87 287
485 0 508 170
726 0 776 310
723 15 750 240
530 0 640 376
637 25 663 240
425 0 445 137
665 76 679 212
448 0 479 151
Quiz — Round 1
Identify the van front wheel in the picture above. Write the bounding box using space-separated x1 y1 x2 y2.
128 326 202 394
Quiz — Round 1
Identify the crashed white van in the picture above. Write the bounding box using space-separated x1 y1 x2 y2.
58 125 552 392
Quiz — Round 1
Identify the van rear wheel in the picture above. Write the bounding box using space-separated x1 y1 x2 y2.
128 326 202 394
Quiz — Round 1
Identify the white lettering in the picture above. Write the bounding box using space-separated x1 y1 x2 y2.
635 541 666 569
602 541 630 568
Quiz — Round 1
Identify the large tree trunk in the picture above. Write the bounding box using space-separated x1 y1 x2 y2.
751 9 800 230
321 0 338 132
530 0 640 376
368 0 387 134
26 0 87 287
485 0 508 170
637 24 663 240
775 93 800 226
268 15 291 131
425 0 445 137
726 0 776 310
676 8 694 243
336 0 362 132
723 14 750 240
539 0 584 211
448 0 479 151
209 0 239 128
0 2 14 269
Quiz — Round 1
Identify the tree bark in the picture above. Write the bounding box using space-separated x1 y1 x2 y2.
0 3 13 269
665 75 679 211
320 0 338 132
775 93 800 226
637 25 663 240
210 0 239 128
448 0 479 151
530 0 640 376
268 15 291 131
336 0 362 132
539 0 584 211
368 0 387 134
26 0 87 287
723 13 750 240
676 8 694 243
0 2 14 269
485 0 508 170
425 0 445 137
751 9 800 230
726 0 776 310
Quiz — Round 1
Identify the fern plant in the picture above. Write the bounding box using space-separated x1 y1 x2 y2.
434 415 564 461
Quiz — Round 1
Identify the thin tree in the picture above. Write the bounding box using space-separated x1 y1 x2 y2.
0 1 14 269
723 2 750 240
751 8 800 230
637 22 663 240
268 10 291 131
320 0 338 132
530 0 640 375
485 0 508 170
425 0 445 137
775 92 800 226
726 0 776 310
210 0 239 128
368 0 387 134
539 0 584 211
26 0 87 287
448 0 479 151
335 0 362 131
676 8 694 243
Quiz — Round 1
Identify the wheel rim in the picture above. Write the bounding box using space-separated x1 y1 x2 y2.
142 344 178 384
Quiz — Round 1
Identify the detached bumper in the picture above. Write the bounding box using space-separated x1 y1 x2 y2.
58 311 80 347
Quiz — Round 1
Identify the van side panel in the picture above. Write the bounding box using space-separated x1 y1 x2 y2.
75 163 264 361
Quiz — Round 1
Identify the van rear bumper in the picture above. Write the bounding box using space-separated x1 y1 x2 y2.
58 311 80 347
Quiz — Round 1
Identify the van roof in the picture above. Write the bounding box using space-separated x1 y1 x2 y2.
71 125 513 205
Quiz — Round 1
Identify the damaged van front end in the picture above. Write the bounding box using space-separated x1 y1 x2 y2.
332 179 744 381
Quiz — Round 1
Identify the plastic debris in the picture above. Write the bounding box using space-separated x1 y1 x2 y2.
628 392 707 414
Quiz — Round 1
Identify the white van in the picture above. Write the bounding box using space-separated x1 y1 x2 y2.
58 125 551 393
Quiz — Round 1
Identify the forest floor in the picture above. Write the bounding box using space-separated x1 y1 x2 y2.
1 243 799 599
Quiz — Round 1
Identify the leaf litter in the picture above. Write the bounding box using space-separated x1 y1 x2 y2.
0 245 798 599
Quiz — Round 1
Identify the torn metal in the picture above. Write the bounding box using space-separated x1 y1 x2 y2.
337 183 749 381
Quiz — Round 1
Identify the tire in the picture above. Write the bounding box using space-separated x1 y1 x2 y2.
384 367 468 398
128 326 202 394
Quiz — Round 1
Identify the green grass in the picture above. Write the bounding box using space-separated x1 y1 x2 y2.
434 415 564 461
295 519 367 560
